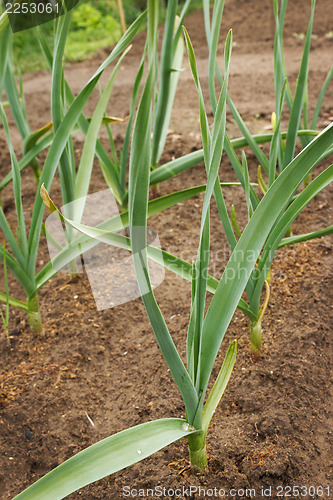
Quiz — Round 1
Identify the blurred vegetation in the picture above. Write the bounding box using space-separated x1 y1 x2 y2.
9 0 202 73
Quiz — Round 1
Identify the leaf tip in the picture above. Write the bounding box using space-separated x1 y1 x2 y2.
40 184 56 213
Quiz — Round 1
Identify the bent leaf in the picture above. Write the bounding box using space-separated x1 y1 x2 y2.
13 418 197 500
22 122 53 156
0 292 28 311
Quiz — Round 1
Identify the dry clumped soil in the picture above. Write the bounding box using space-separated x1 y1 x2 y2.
0 1 333 499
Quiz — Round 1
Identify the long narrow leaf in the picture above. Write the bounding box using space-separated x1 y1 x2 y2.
227 94 270 173
278 225 333 248
151 0 179 167
38 200 257 323
36 26 124 204
0 105 29 260
128 28 199 421
0 133 52 192
201 340 236 433
27 13 145 272
3 59 30 140
0 243 36 297
74 45 131 220
119 46 146 200
207 0 226 113
51 12 75 206
149 130 317 185
0 292 28 311
37 185 257 323
198 124 333 411
0 25 10 94
36 184 218 286
282 0 315 168
269 81 287 186
13 419 197 500
311 66 333 130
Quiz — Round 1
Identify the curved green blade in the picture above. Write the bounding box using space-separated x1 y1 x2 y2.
0 9 9 34
35 184 214 287
38 182 257 323
311 66 333 130
150 130 318 186
278 224 333 248
282 0 315 168
0 134 53 193
0 105 29 261
0 291 28 311
0 24 10 95
152 9 185 167
198 123 333 405
27 11 146 271
37 195 257 323
74 45 131 220
201 339 237 434
13 418 197 500
127 56 198 420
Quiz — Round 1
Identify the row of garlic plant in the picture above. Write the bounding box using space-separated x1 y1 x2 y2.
0 1 197 329
2 0 331 355
0 13 146 331
14 17 237 497
0 0 195 328
0 0 274 332
13 6 333 493
202 0 333 359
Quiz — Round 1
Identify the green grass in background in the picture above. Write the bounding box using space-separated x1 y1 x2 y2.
65 2 122 61
10 0 202 73
11 0 123 72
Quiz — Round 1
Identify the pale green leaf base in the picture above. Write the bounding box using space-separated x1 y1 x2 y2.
188 433 208 474
27 294 43 334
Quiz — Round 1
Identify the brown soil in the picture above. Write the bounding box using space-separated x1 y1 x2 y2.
1 1 333 499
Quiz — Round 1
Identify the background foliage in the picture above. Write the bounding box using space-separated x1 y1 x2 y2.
6 0 202 72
